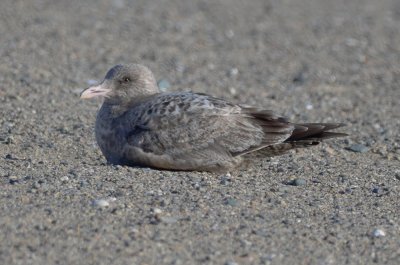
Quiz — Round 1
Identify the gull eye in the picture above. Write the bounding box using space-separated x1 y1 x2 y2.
123 77 131 83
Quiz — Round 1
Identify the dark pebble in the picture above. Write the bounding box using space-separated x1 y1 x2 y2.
338 175 348 183
372 187 380 193
292 71 306 85
220 179 228 185
345 187 353 194
9 176 19 185
219 176 231 185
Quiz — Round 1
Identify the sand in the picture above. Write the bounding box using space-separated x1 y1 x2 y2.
1 0 399 264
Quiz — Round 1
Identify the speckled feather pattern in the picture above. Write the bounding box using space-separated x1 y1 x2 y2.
84 64 346 172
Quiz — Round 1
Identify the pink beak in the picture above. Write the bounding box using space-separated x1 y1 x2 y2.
80 83 111 99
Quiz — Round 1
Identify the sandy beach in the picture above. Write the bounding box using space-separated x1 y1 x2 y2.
1 0 399 264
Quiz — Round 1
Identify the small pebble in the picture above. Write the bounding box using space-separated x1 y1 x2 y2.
228 68 239 77
153 208 162 215
325 146 336 155
157 79 170 92
9 175 19 184
224 261 238 265
347 144 369 153
5 136 15 144
219 173 232 185
225 198 237 206
60 176 69 182
338 175 348 183
293 71 306 84
372 187 380 193
344 187 353 194
372 228 385 237
289 178 307 186
145 190 155 196
220 178 228 185
395 172 400 181
193 182 201 190
160 216 179 224
92 199 110 207
229 87 237 95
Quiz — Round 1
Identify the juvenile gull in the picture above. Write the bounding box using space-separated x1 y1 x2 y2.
80 64 346 172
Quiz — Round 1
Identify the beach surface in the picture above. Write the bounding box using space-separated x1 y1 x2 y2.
1 0 399 264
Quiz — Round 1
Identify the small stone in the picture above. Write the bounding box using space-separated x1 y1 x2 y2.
5 136 15 144
153 208 162 215
325 146 336 155
225 198 237 206
160 216 179 224
9 175 19 184
224 261 238 265
228 68 239 77
60 176 69 182
157 79 170 92
220 178 228 185
372 187 380 193
193 182 201 190
220 174 232 185
145 190 155 196
57 126 70 134
338 175 348 183
289 178 307 186
92 199 110 207
347 144 369 153
293 71 306 84
372 228 385 237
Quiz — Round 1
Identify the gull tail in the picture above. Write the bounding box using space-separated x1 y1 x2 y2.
249 123 347 157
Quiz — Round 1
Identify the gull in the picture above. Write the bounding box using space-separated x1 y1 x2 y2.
80 64 346 172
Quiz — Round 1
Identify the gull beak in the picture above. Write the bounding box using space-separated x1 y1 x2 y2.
80 83 111 99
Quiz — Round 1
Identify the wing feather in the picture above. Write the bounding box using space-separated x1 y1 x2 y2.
124 93 293 166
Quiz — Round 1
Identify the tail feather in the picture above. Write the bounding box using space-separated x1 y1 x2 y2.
248 123 347 157
238 108 347 158
251 123 348 157
286 123 346 142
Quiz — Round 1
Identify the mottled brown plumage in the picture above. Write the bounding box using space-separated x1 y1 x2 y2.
81 64 346 172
